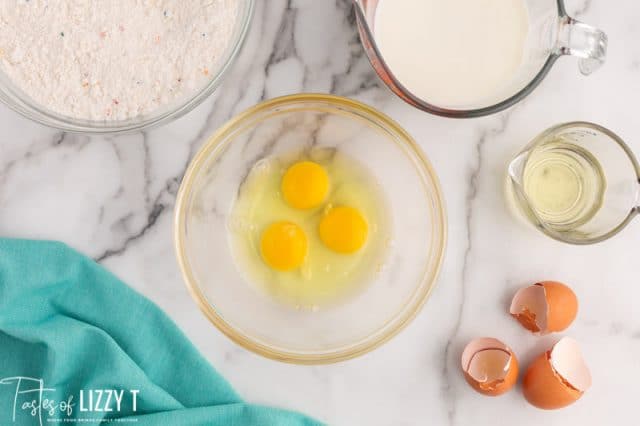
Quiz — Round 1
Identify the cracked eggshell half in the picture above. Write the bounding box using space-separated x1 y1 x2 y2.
461 337 519 396
523 337 592 410
510 281 578 334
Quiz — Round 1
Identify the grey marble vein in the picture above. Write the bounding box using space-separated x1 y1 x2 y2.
442 111 515 426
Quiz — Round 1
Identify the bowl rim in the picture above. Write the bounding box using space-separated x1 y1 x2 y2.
174 93 448 364
0 0 255 134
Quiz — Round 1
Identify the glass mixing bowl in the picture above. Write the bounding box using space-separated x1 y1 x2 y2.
0 0 254 134
174 94 447 364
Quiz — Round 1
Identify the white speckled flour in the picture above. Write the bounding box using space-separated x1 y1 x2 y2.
0 0 239 121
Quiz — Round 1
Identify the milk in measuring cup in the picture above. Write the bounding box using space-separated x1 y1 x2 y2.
374 0 530 108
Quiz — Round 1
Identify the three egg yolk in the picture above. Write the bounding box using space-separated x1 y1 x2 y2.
260 161 368 271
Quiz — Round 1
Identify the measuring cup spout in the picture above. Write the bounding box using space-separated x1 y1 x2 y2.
507 151 528 189
506 150 549 231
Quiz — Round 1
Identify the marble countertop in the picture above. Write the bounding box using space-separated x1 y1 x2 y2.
1 1 638 425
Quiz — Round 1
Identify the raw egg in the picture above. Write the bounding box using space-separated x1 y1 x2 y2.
228 149 391 307
319 206 368 254
281 161 330 209
461 337 519 396
522 337 592 410
260 221 308 271
510 281 578 334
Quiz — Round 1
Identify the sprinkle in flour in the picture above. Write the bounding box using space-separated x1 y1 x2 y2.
0 0 239 121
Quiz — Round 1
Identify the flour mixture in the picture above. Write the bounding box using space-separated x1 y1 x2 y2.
0 0 239 120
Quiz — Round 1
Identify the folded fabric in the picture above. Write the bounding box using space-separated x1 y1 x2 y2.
0 239 321 426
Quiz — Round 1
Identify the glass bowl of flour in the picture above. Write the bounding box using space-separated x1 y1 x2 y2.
0 0 253 133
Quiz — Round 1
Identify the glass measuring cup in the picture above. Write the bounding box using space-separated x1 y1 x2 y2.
506 122 640 245
353 0 608 118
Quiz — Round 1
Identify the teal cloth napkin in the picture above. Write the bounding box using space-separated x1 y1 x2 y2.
0 239 321 426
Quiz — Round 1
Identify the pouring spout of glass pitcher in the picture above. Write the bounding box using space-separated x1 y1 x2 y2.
556 15 608 75
508 152 546 229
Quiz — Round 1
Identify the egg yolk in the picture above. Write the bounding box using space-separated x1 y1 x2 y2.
318 206 368 254
281 161 329 209
260 221 308 271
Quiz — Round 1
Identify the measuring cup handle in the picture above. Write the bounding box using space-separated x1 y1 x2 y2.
556 16 608 75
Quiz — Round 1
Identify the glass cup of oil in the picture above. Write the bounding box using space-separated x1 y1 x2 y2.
506 122 640 244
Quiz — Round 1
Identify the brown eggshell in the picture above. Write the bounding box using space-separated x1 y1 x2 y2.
510 284 547 333
522 337 591 410
540 281 578 333
461 338 519 397
523 352 582 409
510 281 578 334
